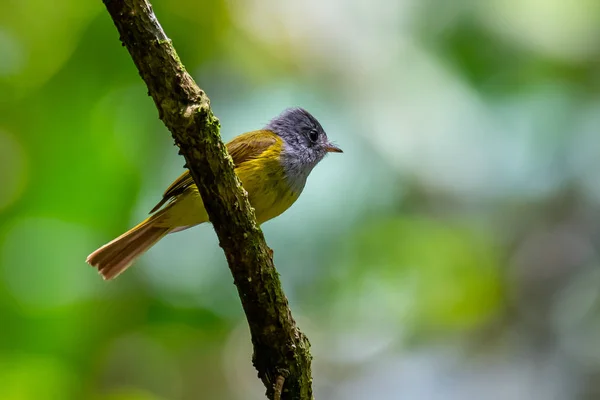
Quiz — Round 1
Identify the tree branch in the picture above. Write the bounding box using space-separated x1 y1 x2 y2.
101 1 313 398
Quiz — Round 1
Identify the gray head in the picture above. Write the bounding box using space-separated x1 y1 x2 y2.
265 107 342 192
266 107 341 163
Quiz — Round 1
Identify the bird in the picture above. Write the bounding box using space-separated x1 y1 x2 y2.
86 107 342 280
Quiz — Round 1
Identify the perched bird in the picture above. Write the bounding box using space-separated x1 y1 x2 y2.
87 107 342 280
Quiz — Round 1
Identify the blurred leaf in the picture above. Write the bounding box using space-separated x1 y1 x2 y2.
0 355 77 400
0 1 101 97
415 7 600 95
327 216 504 337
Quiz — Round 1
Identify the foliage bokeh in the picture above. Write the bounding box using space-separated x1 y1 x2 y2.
2 0 600 399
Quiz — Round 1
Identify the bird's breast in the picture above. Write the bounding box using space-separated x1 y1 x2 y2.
234 142 304 224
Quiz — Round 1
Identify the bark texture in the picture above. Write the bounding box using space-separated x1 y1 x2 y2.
101 1 313 398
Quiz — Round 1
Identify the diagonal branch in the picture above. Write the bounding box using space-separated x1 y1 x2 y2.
101 1 313 398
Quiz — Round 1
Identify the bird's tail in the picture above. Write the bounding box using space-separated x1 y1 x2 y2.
86 216 171 280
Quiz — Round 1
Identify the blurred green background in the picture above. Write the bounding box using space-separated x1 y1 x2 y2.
2 0 600 399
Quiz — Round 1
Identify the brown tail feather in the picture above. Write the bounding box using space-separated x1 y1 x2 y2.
87 218 170 280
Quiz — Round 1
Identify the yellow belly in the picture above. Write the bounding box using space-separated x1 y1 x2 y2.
155 157 300 229
236 154 301 224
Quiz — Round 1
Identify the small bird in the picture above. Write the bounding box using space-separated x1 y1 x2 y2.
87 107 342 280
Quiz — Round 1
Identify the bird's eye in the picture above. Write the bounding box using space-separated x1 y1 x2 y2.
308 129 319 142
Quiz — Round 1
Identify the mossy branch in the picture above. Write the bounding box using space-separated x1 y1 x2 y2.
101 1 313 398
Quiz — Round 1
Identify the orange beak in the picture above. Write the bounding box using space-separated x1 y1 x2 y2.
325 143 343 153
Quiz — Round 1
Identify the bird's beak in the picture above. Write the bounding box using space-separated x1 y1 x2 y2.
325 143 343 153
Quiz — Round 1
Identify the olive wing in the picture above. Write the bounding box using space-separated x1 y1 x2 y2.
149 130 279 213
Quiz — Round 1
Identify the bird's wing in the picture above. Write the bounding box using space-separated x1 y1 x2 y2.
149 170 195 213
226 130 279 166
149 130 279 213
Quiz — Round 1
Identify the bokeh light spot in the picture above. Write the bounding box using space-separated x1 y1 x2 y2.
0 354 77 399
479 0 600 61
1 217 102 309
0 28 24 77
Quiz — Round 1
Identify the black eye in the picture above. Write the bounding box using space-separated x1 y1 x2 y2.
308 129 319 142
